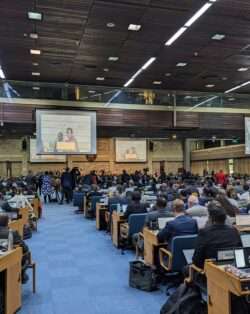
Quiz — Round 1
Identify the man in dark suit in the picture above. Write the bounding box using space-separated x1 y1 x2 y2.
60 167 73 204
193 201 242 268
145 197 174 228
157 199 198 244
124 191 148 219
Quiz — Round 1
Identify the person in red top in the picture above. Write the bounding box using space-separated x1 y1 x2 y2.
215 169 226 186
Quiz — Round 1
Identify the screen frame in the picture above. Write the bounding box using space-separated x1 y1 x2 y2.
115 138 147 163
36 109 96 155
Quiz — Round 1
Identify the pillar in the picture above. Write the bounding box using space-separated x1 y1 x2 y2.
183 139 191 172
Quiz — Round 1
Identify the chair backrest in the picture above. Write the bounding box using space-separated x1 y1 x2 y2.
73 192 84 207
91 196 103 213
170 235 197 272
128 213 147 236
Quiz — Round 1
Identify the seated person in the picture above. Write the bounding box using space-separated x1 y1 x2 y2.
186 195 208 217
145 197 174 228
238 184 250 202
108 185 124 212
157 199 198 244
192 201 242 269
123 191 148 219
0 214 30 283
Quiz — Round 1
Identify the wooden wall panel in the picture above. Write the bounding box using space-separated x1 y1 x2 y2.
191 161 208 175
176 112 200 128
199 113 244 130
191 144 246 161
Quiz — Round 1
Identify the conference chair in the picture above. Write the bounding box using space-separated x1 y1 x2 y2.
159 235 197 273
120 213 147 253
23 252 36 293
88 196 103 218
73 191 84 208
159 235 197 294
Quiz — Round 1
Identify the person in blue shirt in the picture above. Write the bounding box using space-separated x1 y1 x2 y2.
157 199 198 244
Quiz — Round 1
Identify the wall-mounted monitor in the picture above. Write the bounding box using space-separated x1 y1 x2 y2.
115 138 147 162
36 110 96 155
29 139 66 163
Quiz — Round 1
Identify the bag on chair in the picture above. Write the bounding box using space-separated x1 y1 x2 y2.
129 261 158 292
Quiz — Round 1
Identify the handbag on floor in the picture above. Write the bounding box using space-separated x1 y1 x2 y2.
129 260 158 292
160 282 207 314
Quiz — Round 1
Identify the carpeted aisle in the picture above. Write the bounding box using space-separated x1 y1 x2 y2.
19 203 166 314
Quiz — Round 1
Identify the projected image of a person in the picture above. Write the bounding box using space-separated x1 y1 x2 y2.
124 147 138 160
65 127 79 151
54 132 64 152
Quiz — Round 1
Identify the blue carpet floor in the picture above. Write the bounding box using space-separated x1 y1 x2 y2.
19 203 166 314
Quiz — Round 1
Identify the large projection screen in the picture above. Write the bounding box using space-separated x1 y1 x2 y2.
115 138 147 162
30 139 66 163
245 117 250 154
36 110 96 155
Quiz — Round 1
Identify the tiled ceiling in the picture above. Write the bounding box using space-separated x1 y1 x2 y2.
1 0 250 92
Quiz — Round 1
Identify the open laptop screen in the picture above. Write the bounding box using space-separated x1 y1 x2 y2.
241 234 250 247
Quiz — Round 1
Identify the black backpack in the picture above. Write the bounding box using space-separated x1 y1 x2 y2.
160 282 207 314
129 261 158 292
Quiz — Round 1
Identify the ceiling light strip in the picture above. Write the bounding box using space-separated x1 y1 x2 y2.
0 67 5 79
123 57 156 87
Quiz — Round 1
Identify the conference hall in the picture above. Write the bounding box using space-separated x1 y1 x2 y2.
1 1 250 313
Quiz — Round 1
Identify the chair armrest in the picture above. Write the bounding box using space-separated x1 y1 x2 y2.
105 211 110 224
159 248 172 271
120 223 129 239
135 232 144 258
186 264 205 283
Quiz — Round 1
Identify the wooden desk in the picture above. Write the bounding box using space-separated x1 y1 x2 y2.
31 198 41 219
96 203 108 230
205 261 250 314
8 219 23 239
111 211 126 248
19 207 29 226
0 248 22 314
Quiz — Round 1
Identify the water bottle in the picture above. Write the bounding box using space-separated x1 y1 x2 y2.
8 229 13 251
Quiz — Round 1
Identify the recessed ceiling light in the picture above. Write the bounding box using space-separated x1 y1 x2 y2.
206 84 215 88
172 134 177 139
238 67 249 72
103 68 109 72
228 97 235 101
176 62 187 67
88 90 96 94
32 62 39 66
32 86 40 90
107 22 116 28
96 77 105 81
27 12 43 21
153 81 162 85
221 76 228 81
108 56 119 61
128 24 141 31
211 34 225 41
30 33 38 39
32 72 40 76
30 49 41 55
165 73 171 77
194 52 199 56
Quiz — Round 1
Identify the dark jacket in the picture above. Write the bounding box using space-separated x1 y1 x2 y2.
192 224 242 268
157 214 198 244
61 172 73 189
145 208 174 228
124 202 148 219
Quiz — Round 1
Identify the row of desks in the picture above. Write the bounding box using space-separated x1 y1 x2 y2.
93 201 250 314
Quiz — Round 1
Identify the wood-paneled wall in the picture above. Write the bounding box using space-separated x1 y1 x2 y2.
191 144 250 175
0 138 184 176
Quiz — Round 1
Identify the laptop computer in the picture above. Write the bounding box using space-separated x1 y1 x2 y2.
241 234 250 248
183 249 195 264
234 247 250 272
216 248 235 265
158 217 174 229
236 215 250 227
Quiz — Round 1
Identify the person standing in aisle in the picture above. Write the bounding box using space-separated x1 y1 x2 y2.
60 168 73 204
41 171 52 203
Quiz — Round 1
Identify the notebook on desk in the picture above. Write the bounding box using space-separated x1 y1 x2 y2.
236 215 250 227
158 217 174 229
241 234 250 248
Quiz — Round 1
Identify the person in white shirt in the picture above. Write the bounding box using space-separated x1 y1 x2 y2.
238 184 250 202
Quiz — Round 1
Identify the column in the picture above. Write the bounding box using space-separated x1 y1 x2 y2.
183 139 192 172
